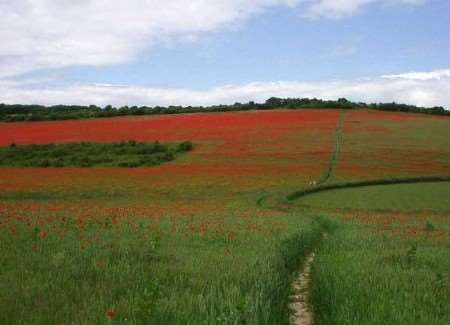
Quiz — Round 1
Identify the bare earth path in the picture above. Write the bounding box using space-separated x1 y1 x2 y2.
289 253 315 325
261 112 345 323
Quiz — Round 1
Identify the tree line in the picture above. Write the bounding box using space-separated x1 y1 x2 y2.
0 97 448 122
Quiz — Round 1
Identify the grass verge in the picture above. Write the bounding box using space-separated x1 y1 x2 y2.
311 221 450 325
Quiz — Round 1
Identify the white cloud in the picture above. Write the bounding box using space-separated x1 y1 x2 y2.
303 0 375 19
0 0 300 78
0 0 424 77
382 69 450 81
1 69 449 108
302 0 423 19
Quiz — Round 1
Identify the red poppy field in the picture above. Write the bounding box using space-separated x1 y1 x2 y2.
0 109 449 324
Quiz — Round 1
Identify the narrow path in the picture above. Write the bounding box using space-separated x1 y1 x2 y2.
315 110 346 186
289 253 315 325
257 110 346 208
256 111 450 324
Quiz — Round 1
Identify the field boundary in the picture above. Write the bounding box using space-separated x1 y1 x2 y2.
286 176 450 201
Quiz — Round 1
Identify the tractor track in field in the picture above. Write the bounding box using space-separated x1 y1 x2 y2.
257 111 346 324
256 111 346 209
314 110 345 187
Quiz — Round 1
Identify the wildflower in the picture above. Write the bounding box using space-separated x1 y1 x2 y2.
105 309 115 319
40 231 48 239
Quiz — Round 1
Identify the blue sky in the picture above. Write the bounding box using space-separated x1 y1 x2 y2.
64 1 450 88
1 0 450 107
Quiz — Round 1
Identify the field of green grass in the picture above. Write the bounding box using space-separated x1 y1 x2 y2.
1 212 333 324
0 109 448 324
296 182 450 212
312 222 450 325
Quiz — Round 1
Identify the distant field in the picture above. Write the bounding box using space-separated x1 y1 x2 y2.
0 109 449 324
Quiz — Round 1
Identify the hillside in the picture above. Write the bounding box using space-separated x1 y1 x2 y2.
0 109 449 324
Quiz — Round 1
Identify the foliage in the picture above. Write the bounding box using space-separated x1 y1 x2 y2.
0 141 193 167
424 220 436 231
0 97 448 122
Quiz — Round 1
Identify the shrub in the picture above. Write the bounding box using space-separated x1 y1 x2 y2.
177 141 193 152
0 141 192 168
38 159 51 168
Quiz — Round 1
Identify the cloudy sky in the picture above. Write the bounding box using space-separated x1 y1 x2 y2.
1 0 449 107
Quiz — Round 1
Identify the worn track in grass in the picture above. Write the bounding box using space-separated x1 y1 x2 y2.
257 111 346 208
315 110 346 186
289 253 315 325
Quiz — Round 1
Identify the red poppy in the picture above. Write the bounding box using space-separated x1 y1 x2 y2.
105 309 115 319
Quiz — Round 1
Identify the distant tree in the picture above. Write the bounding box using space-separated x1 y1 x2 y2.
265 97 283 108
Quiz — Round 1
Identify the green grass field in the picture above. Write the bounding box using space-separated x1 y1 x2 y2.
0 109 448 324
312 222 450 325
296 182 450 212
1 211 335 324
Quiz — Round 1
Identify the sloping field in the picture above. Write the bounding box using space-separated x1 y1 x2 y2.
0 109 449 324
336 110 449 180
0 110 339 216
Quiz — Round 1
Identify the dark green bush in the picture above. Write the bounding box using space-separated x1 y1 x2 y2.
0 141 192 168
177 141 193 152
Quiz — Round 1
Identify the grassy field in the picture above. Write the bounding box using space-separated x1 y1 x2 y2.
295 182 450 213
311 221 450 325
0 109 448 324
1 211 332 324
290 182 450 324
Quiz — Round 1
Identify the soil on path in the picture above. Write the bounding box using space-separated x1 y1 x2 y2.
289 253 315 325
